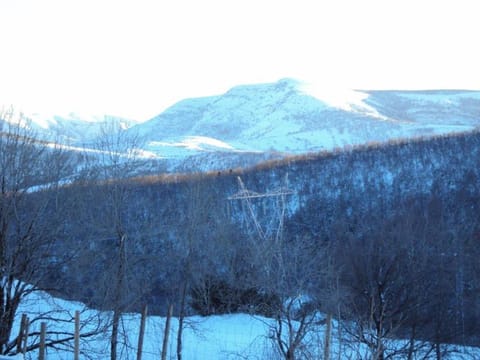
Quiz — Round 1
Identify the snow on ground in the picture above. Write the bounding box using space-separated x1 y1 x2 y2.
15 290 282 359
11 290 480 359
150 136 234 153
298 82 389 120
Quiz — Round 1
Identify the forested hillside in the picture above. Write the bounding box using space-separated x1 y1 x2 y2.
35 130 480 356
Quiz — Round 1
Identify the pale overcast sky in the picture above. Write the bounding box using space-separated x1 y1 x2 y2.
0 0 479 120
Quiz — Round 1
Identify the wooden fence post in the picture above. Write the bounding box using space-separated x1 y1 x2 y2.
74 310 80 360
16 314 27 353
161 304 174 360
39 322 46 360
136 305 148 360
22 316 30 355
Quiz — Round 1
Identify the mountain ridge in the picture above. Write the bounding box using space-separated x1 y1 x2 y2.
128 79 479 170
9 78 480 172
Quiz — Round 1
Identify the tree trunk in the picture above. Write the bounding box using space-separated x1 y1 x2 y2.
111 309 120 360
177 282 188 360
0 290 19 355
435 342 442 360
285 347 295 360
136 305 148 360
111 234 126 360
161 304 173 360
407 324 416 360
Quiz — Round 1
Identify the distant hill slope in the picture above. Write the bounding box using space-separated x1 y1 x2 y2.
129 79 480 166
14 78 480 172
25 112 139 145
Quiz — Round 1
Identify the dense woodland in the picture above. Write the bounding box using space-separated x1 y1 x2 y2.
56 131 480 354
2 112 480 359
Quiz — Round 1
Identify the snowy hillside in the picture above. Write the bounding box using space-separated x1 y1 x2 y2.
16 78 480 172
23 112 139 145
129 79 480 170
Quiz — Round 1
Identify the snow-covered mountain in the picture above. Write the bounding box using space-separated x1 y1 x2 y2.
21 112 139 146
17 78 480 172
132 78 479 153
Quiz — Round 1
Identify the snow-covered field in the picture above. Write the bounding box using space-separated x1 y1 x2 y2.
12 290 480 359
15 290 288 359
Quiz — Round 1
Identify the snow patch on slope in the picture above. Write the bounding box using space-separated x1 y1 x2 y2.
298 82 390 120
150 136 234 152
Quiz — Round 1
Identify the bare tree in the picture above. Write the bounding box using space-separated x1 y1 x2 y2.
173 179 213 360
335 200 445 360
163 177 242 360
0 109 102 356
81 117 149 360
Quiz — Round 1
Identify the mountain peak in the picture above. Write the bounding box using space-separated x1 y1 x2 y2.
129 79 480 171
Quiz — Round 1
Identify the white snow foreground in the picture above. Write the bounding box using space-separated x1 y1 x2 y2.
8 289 480 359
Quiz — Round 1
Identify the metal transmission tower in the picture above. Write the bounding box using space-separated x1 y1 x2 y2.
228 175 295 242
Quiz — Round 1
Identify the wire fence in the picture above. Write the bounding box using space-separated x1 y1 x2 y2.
16 306 480 359
122 313 280 360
